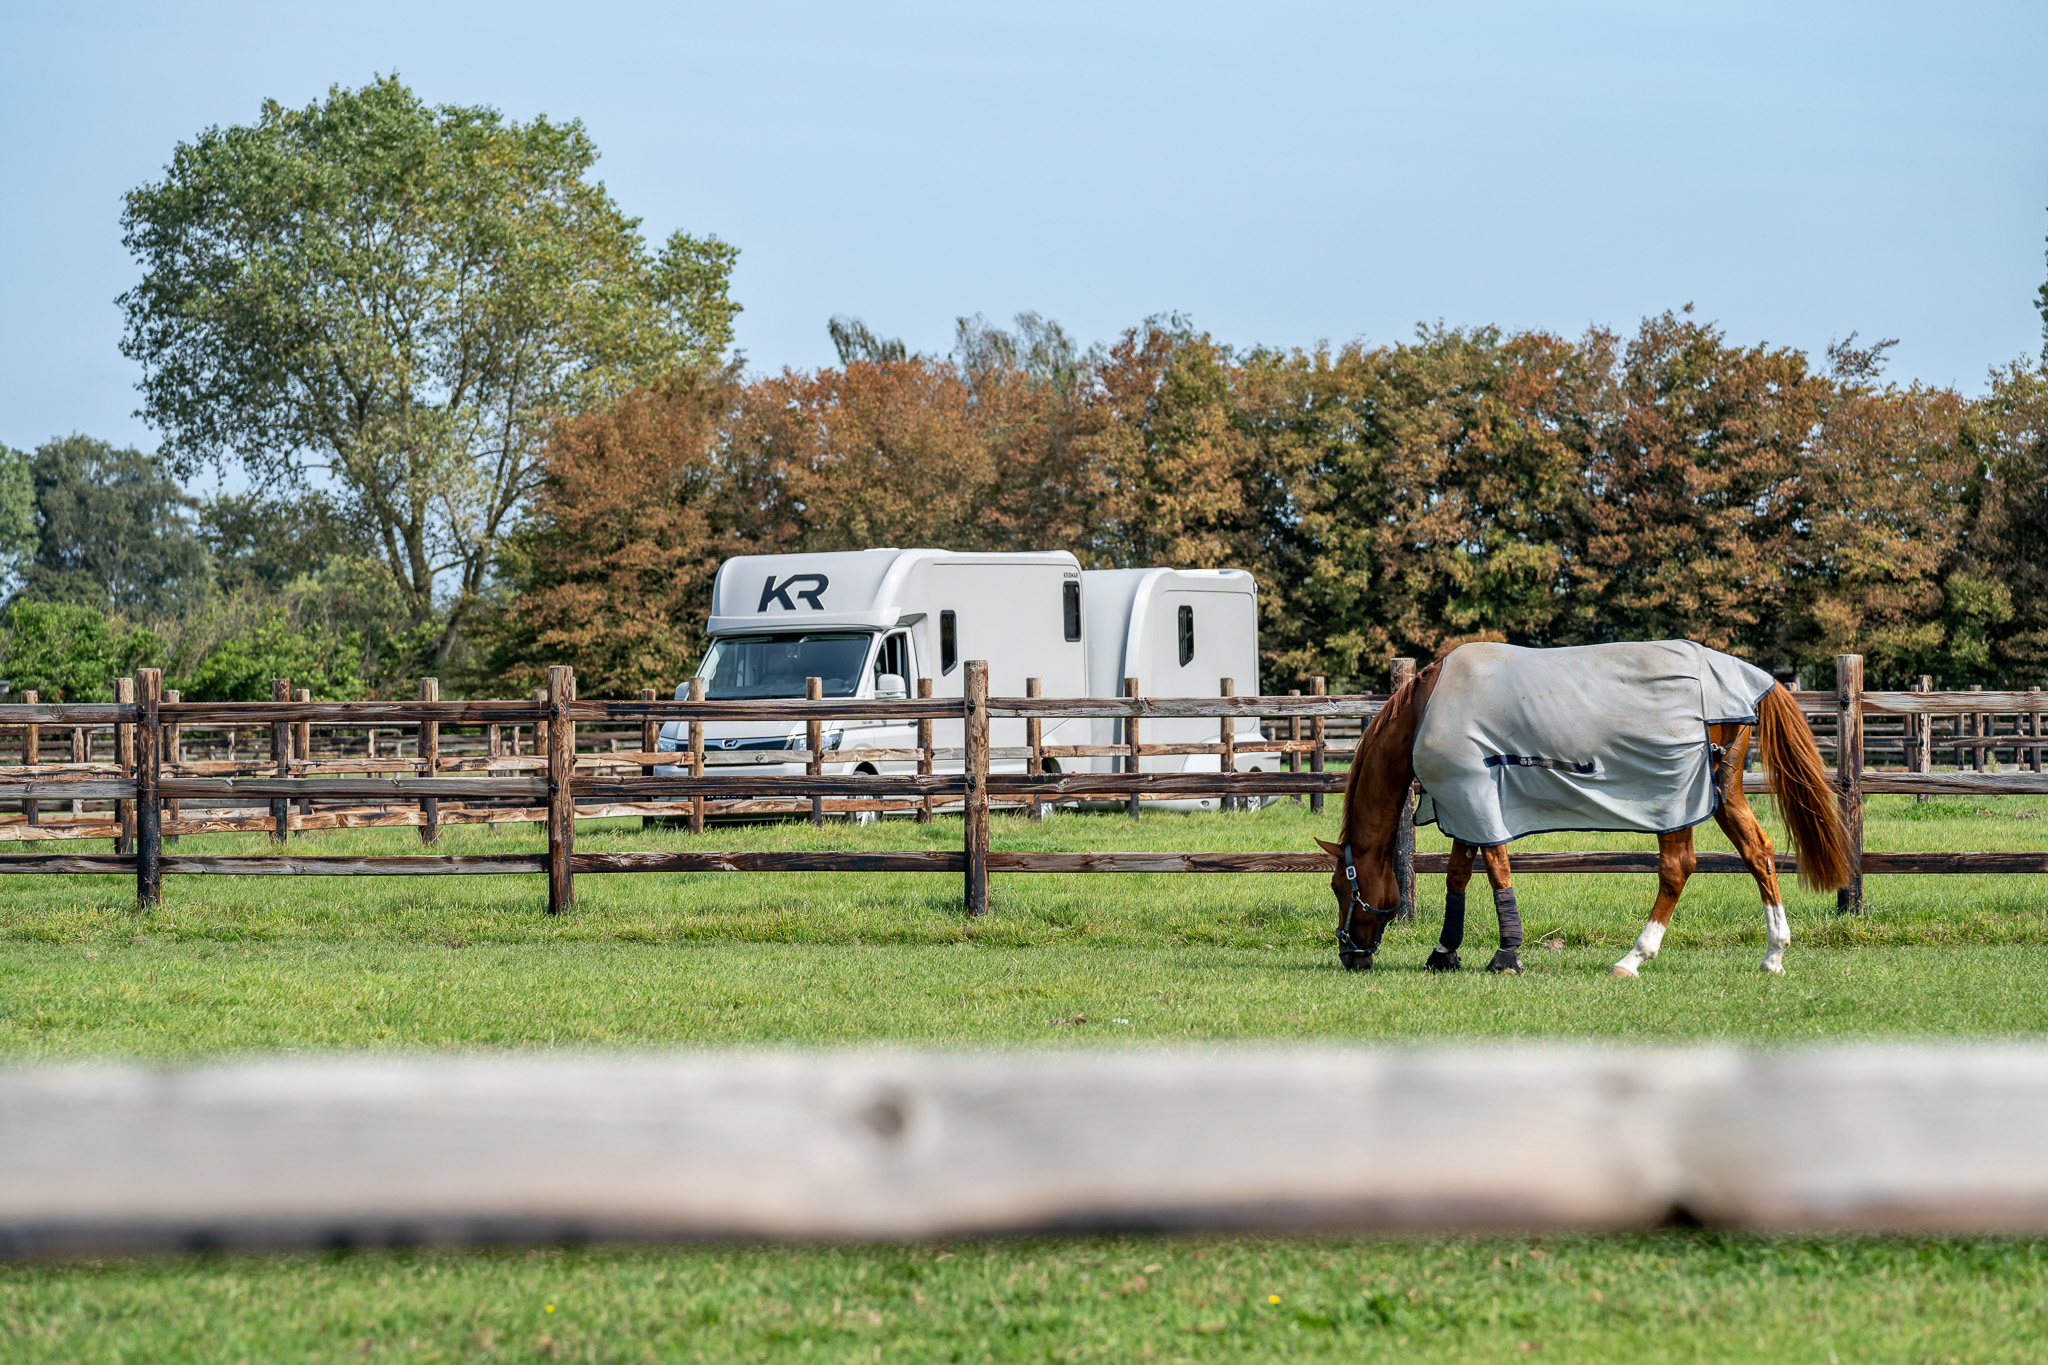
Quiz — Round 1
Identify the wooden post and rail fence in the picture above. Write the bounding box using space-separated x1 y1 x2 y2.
0 655 2038 916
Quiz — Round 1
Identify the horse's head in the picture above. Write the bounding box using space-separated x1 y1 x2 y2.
1317 660 1439 972
1316 835 1399 970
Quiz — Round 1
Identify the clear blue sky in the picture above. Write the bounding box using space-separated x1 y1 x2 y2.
3 0 2045 457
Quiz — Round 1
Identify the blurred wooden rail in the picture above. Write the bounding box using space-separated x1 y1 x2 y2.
5 1044 2048 1257
0 654 2038 916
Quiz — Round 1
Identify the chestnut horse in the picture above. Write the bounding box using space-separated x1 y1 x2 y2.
1316 652 1849 978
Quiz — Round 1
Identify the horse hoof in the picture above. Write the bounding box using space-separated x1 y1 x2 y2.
1760 958 1785 975
1486 949 1523 975
1610 963 1639 979
1425 949 1461 973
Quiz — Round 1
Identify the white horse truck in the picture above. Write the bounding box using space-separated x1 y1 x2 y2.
654 548 1266 814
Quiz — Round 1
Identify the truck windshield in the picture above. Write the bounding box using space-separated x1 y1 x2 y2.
698 632 875 699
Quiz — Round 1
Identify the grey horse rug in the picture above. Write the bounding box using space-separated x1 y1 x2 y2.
1411 641 1778 847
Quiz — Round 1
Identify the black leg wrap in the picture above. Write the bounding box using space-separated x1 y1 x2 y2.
1487 887 1524 974
1440 889 1466 952
1493 886 1523 950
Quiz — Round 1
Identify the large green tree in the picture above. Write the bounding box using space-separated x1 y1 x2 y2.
18 435 207 615
0 445 38 591
119 76 740 662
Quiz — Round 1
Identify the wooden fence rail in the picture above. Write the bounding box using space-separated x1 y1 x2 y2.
6 1044 2048 1256
0 654 2039 916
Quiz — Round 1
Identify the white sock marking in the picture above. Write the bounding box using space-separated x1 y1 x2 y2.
1611 920 1665 978
1761 902 1790 974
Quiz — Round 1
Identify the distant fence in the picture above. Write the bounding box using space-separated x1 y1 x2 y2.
6 1044 2048 1256
0 655 2040 916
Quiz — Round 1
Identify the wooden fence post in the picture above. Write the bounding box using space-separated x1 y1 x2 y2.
1836 654 1864 916
1968 684 1985 771
268 678 291 843
1391 657 1417 921
2030 687 2042 775
638 687 659 833
688 677 707 836
916 678 935 825
419 678 440 846
1914 675 1932 802
70 723 85 820
1287 690 1302 803
294 689 312 825
1024 678 1044 822
1124 677 1142 822
1309 677 1327 816
135 669 161 909
1219 677 1236 813
161 689 178 843
806 676 824 827
20 689 36 828
546 665 575 915
964 660 990 916
115 677 136 855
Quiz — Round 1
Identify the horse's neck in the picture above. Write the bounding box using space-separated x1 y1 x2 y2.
1347 665 1435 850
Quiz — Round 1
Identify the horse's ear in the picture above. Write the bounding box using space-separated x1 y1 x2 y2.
1314 838 1342 858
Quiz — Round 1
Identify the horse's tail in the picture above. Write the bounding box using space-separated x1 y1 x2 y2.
1756 683 1850 892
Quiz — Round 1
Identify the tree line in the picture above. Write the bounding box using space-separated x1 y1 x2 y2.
504 309 2047 697
6 76 2044 700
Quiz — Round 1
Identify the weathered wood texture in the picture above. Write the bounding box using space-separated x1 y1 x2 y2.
986 696 1386 719
135 671 161 908
20 689 38 829
114 678 135 856
1309 676 1327 816
688 677 707 836
963 661 990 915
418 678 440 846
1123 676 1141 822
1838 654 1865 915
985 773 1346 797
806 676 824 828
916 677 935 825
546 665 575 915
569 698 963 723
269 678 291 844
1862 690 2048 714
8 1045 2048 1255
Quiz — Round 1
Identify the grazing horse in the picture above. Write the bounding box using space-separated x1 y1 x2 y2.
1317 641 1849 978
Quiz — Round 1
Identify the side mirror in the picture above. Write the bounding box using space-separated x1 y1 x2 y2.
874 673 908 699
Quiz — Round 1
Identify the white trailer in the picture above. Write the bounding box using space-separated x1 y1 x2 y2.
654 548 1266 811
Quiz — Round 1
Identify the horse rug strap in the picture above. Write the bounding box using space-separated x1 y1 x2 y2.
1411 640 1775 847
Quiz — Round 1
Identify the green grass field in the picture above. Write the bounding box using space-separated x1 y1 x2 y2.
3 796 2045 1361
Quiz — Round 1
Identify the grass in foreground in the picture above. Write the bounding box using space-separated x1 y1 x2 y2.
5 1234 2044 1363
3 797 2045 1361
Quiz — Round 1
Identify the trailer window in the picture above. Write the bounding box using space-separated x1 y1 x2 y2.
699 632 875 699
1177 604 1194 667
940 611 958 675
1063 581 1081 642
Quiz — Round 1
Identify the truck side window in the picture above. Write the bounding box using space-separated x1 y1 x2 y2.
1177 604 1194 667
876 632 910 683
940 610 958 675
1063 581 1081 642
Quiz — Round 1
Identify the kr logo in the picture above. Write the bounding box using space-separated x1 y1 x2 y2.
759 573 829 611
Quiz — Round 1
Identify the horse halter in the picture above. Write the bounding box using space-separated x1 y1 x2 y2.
1334 838 1399 969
